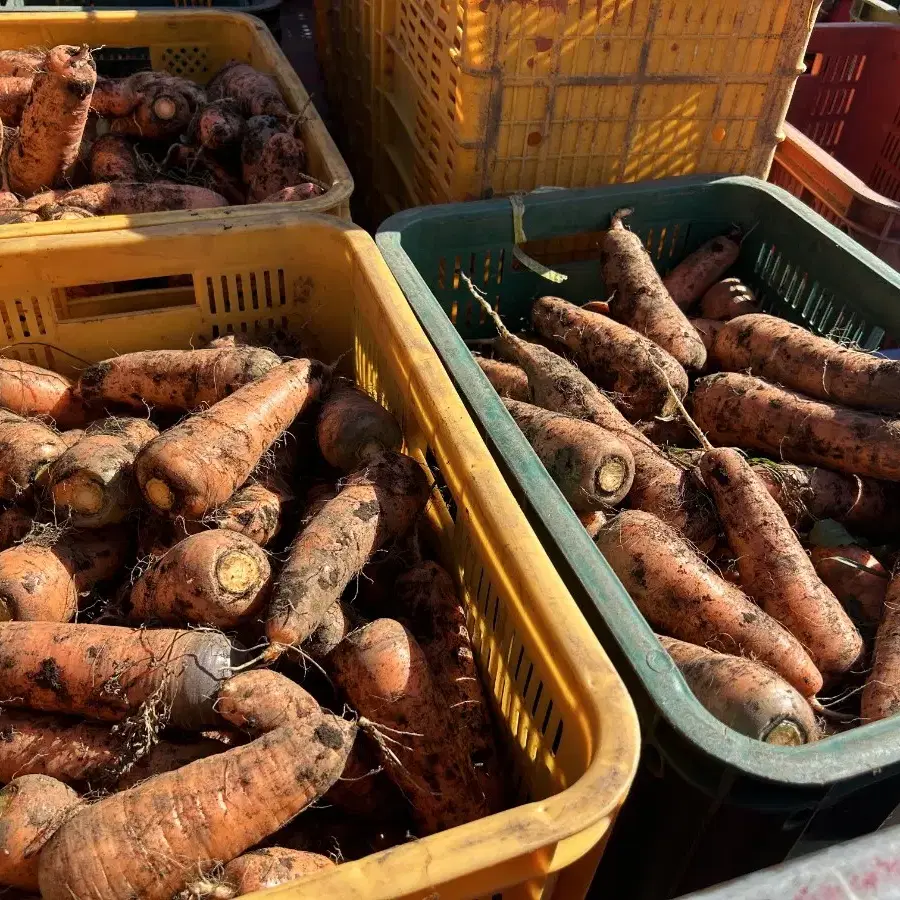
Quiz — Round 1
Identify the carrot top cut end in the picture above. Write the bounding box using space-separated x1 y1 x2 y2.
764 719 808 746
145 477 175 511
52 474 104 515
216 549 262 595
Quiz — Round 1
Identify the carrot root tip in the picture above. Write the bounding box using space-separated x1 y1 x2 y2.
215 550 260 594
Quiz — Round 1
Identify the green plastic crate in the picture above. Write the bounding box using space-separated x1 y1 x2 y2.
377 175 900 899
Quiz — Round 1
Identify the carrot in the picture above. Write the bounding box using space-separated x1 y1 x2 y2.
208 61 290 119
0 192 18 210
0 211 40 225
690 317 724 355
0 411 67 501
693 372 900 481
0 51 44 77
0 622 237 727
217 848 335 894
76 346 281 414
662 234 742 310
37 709 355 900
0 359 90 428
637 416 698 448
0 775 79 890
261 183 325 204
136 358 329 519
503 398 634 509
579 509 607 538
474 356 530 401
87 134 137 183
212 479 291 548
48 417 159 526
483 305 717 547
8 46 96 197
106 73 205 141
660 636 818 744
248 130 306 202
699 278 759 321
700 447 863 677
89 76 139 117
762 465 900 536
0 709 221 787
714 313 900 412
601 209 707 371
582 300 610 315
189 99 244 151
808 520 889 625
317 379 403 471
0 76 34 126
0 526 128 623
0 506 32 551
863 567 900 721
22 181 228 215
396 560 505 812
240 114 285 189
129 529 271 628
57 430 83 450
329 617 487 834
532 295 689 419
265 452 430 656
215 669 393 817
307 600 356 662
596 510 822 695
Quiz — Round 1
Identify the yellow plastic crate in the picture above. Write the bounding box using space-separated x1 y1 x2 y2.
0 10 353 234
0 212 639 900
318 0 820 206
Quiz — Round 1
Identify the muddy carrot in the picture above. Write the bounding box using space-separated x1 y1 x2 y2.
0 359 90 429
474 356 531 401
699 278 759 321
863 567 900 722
663 234 741 310
601 209 707 370
700 447 863 677
0 411 67 501
136 359 329 519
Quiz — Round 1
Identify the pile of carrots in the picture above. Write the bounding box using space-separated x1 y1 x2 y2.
0 46 325 224
0 338 505 898
474 209 900 747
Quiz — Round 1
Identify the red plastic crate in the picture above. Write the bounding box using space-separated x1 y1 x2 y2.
772 23 900 269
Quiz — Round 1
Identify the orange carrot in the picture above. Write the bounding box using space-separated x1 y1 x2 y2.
265 452 430 656
89 76 138 117
135 358 329 519
0 192 19 210
503 398 635 509
601 209 707 370
0 76 33 126
307 600 357 661
106 73 204 141
48 417 159 526
579 509 607 538
693 372 900 481
714 314 900 412
8 46 96 197
699 278 759 321
217 848 335 894
596 510 822 695
76 346 280 414
0 527 128 623
113 738 223 790
0 411 67 501
474 356 530 401
0 622 237 727
212 479 291 548
660 636 818 744
0 359 90 429
485 308 717 547
0 211 39 225
37 709 355 900
34 204 92 221
532 295 689 419
582 300 610 315
208 61 290 119
663 234 741 310
22 181 228 215
396 560 506 812
240 114 284 188
690 317 724 355
248 131 306 202
863 567 900 722
87 134 138 183
700 447 863 677
329 617 487 834
188 99 244 151
0 51 44 77
317 379 403 471
129 529 271 628
0 775 79 889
